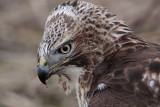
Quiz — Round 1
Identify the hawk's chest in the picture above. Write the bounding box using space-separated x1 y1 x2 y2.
58 65 93 107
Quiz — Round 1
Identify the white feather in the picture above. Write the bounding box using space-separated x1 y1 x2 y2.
97 83 107 90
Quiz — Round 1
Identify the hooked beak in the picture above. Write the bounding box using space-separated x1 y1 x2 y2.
37 57 70 85
37 65 50 85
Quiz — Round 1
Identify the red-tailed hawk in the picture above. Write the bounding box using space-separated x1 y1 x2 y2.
37 0 160 106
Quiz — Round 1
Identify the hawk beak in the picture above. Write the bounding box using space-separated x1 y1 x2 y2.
37 65 50 85
37 57 70 85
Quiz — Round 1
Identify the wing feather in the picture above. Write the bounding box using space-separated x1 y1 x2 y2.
106 57 160 104
90 41 160 106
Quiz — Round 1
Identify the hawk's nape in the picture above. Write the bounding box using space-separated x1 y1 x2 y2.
36 0 160 107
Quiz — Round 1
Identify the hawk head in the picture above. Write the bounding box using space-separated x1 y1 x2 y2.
37 0 131 106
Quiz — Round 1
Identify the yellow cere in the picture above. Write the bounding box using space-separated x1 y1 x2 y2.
40 56 48 68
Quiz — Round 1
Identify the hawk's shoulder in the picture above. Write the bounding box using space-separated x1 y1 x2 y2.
89 34 160 106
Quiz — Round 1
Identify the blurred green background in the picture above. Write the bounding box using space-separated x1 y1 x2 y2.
0 0 160 107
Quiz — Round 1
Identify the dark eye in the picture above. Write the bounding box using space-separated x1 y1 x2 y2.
58 44 71 54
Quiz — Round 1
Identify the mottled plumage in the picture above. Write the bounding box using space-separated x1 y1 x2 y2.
37 0 160 107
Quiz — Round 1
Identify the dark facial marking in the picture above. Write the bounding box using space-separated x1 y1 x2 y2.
66 54 90 68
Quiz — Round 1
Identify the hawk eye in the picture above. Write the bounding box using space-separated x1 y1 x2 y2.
58 44 71 54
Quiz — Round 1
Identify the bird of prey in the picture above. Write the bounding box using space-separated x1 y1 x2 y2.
37 0 160 107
